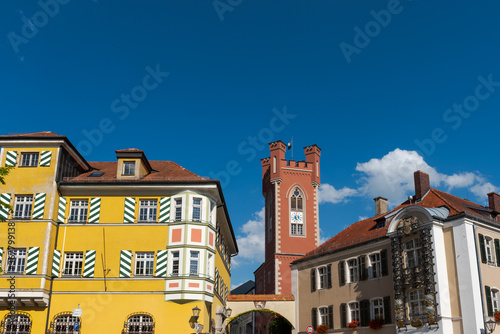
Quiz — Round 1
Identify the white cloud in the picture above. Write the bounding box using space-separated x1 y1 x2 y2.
318 184 357 204
234 207 265 267
320 148 498 207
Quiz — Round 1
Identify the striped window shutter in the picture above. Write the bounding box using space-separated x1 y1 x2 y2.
155 250 168 277
124 198 136 223
215 269 219 294
32 193 46 219
5 151 17 166
120 250 132 277
0 193 11 220
0 247 3 268
52 250 61 277
225 285 228 303
57 197 67 223
83 250 96 277
220 278 224 296
39 151 52 166
88 198 101 223
26 247 40 275
158 197 171 223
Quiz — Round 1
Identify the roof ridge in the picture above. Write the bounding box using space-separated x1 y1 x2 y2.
430 188 467 214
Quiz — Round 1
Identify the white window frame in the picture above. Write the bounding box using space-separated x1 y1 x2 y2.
317 266 328 290
369 252 382 279
492 288 500 313
69 199 89 223
173 196 185 222
170 250 181 277
63 252 84 276
138 199 158 222
408 289 425 317
485 237 495 265
53 314 81 334
348 302 360 322
6 248 26 274
207 252 214 279
13 195 33 219
4 313 32 333
20 152 39 167
347 258 359 283
405 238 422 268
135 252 155 276
371 298 384 320
126 314 154 334
123 161 135 176
318 306 329 326
189 251 200 276
192 197 202 222
210 200 216 226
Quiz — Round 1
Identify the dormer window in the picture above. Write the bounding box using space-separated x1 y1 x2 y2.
123 161 135 176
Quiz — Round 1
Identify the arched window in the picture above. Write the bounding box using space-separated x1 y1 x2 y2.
125 313 154 334
50 312 81 334
1 312 32 334
290 187 304 236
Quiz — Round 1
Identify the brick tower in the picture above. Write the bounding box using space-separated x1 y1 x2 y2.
254 140 321 295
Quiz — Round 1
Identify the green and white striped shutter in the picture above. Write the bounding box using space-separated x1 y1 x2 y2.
57 197 67 223
155 250 168 277
0 247 3 268
83 250 96 277
119 250 132 277
26 246 40 275
158 197 170 223
32 193 46 219
124 198 135 223
88 198 101 223
39 151 52 166
5 151 17 166
52 250 61 277
0 193 11 220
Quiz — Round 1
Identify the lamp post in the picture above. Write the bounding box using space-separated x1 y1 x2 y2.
192 306 201 333
486 319 496 334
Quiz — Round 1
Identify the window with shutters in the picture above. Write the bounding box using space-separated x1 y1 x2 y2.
13 195 33 219
2 312 32 334
408 289 425 318
347 259 359 283
174 198 183 222
371 298 384 320
51 312 81 334
369 253 382 279
139 200 157 222
135 252 154 276
63 252 84 276
6 248 26 274
485 237 495 265
349 302 360 322
492 288 500 313
318 307 328 325
125 313 154 334
190 251 200 276
123 161 135 176
318 266 328 289
20 152 39 167
171 251 180 276
404 238 421 268
192 197 202 222
69 200 88 223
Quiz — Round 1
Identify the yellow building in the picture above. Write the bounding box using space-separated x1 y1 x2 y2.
0 131 238 334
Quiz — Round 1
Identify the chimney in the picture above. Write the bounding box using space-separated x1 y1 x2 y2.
488 192 500 215
374 197 388 215
414 170 430 201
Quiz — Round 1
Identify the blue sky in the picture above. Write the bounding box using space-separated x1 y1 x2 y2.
1 0 500 288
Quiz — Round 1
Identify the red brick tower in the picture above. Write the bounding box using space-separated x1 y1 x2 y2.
254 140 321 295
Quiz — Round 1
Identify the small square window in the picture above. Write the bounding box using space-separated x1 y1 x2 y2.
13 195 33 219
20 152 39 167
6 248 26 274
139 199 157 222
69 200 88 223
135 252 154 276
63 252 84 276
123 161 135 176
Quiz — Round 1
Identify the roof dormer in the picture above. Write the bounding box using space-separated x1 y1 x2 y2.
115 149 152 180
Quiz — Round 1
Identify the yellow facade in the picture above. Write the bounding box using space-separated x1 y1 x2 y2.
0 133 237 333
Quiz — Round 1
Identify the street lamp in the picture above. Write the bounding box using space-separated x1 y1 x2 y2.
192 306 201 318
486 319 496 333
191 306 201 333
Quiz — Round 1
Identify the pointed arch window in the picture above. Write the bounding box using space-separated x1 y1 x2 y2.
290 188 304 236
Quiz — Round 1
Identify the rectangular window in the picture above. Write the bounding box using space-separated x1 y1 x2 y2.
6 248 26 274
408 289 425 317
347 259 359 283
318 267 328 289
349 302 360 322
139 199 157 222
135 252 154 276
63 252 84 276
171 251 180 276
485 237 495 265
370 253 381 278
13 195 33 218
190 251 199 276
123 161 135 175
371 299 384 319
20 152 39 167
175 198 183 222
69 200 88 223
405 239 422 268
319 307 328 325
207 253 213 279
492 289 500 313
192 198 201 222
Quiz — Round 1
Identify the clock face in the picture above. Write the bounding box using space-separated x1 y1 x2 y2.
291 211 303 224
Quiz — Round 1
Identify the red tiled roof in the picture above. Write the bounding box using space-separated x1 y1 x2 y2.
228 294 294 301
0 131 63 138
66 161 206 182
299 188 498 261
